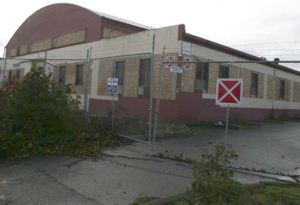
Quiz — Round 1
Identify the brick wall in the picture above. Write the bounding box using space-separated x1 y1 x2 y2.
123 57 139 97
231 65 239 78
181 56 196 93
208 63 219 95
152 54 177 100
267 75 275 100
293 81 300 102
258 72 264 98
239 68 251 98
98 59 113 96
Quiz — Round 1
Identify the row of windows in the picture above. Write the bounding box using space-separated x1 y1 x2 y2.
57 59 152 89
54 60 288 99
196 62 261 98
58 64 84 86
195 62 288 99
114 58 151 87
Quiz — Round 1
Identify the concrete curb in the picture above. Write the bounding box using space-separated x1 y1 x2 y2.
143 192 190 205
231 168 298 183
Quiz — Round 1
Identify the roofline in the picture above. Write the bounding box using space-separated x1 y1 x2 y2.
5 3 151 48
178 25 300 76
92 10 152 30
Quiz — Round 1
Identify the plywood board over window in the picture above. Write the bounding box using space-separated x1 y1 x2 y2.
181 56 196 93
123 57 139 97
114 60 125 94
30 39 51 52
65 64 76 92
275 78 290 101
239 68 251 98
195 61 209 92
53 30 86 48
103 27 125 39
98 58 114 96
7 68 25 82
293 81 300 102
20 44 28 55
10 48 17 57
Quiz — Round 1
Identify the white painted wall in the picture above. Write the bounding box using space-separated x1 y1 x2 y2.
4 25 181 103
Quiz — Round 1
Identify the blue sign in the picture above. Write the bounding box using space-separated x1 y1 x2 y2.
107 77 118 94
107 85 118 93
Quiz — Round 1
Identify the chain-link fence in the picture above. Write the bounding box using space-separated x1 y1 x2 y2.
1 56 300 180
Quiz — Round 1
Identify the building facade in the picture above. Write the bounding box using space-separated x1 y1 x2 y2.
3 3 300 122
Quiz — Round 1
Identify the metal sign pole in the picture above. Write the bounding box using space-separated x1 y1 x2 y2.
112 93 115 131
225 106 230 146
152 46 165 155
112 58 116 131
148 33 155 144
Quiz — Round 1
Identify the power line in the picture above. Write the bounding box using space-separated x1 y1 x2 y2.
230 41 300 47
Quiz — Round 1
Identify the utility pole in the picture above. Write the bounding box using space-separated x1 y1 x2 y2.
2 48 7 85
83 47 92 113
112 57 116 131
43 50 47 72
152 46 165 154
148 33 156 144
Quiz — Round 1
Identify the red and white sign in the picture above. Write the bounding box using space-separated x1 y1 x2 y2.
216 78 243 106
183 56 192 69
165 56 176 68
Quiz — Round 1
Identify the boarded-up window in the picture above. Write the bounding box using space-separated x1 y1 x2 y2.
279 79 285 99
219 65 229 78
16 70 20 80
139 59 151 87
250 72 259 97
8 71 13 82
75 64 84 85
195 61 209 91
115 61 125 86
58 65 66 84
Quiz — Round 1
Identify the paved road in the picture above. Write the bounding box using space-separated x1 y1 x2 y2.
0 121 299 204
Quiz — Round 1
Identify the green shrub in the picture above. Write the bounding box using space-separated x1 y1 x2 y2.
0 69 119 159
191 143 246 205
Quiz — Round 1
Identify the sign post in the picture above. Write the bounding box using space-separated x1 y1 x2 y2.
216 78 243 144
107 77 118 130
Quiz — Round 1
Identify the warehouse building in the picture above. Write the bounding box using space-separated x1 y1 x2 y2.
2 3 300 122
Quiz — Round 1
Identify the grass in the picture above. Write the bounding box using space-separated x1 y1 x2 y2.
162 183 300 205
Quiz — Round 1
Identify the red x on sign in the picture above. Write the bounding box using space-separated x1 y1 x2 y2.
216 78 243 106
183 56 192 69
165 56 176 68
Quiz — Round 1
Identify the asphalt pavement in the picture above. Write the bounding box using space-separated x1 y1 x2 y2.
0 121 299 205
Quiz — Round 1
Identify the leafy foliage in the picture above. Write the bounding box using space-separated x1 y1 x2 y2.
0 68 119 159
190 143 247 205
6 69 79 139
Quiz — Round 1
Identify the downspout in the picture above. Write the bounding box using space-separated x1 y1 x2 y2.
272 58 280 119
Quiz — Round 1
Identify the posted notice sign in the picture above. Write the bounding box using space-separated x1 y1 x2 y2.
216 78 243 106
107 77 118 94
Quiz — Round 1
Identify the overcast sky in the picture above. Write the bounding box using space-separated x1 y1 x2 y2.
1 0 300 69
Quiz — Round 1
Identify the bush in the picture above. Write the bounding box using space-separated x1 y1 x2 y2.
191 143 247 205
0 69 119 159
